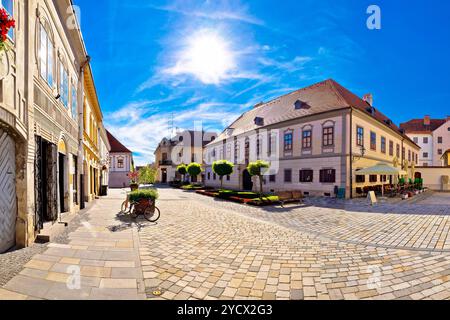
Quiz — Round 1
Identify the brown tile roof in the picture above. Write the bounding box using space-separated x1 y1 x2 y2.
400 119 446 133
106 130 132 153
213 79 414 145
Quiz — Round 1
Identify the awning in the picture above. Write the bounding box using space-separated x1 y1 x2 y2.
356 162 407 176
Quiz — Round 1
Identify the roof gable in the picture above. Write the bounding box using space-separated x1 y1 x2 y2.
106 130 132 153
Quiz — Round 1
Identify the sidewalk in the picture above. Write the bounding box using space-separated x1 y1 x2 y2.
0 189 146 300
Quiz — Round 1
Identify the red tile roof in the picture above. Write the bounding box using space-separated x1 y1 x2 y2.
213 79 416 146
106 130 132 153
400 119 446 133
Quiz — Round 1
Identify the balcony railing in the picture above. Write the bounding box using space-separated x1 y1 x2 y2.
159 160 173 166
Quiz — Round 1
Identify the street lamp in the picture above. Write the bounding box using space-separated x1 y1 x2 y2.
352 145 366 162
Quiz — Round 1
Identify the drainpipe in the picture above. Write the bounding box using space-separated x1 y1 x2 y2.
78 56 91 209
349 108 353 199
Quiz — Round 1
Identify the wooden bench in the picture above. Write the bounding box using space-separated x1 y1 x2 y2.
275 191 304 207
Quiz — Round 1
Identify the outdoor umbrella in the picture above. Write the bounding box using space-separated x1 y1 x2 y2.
356 162 407 197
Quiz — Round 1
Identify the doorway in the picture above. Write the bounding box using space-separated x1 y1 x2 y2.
161 169 167 183
0 128 17 253
243 169 253 191
59 153 66 213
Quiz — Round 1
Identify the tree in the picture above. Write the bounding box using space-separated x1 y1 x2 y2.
138 165 157 184
247 160 270 198
177 164 188 182
212 160 234 189
187 163 202 183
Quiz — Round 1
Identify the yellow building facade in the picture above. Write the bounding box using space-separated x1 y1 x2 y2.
82 66 106 202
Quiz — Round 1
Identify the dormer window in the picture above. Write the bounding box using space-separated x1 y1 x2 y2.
366 106 376 115
254 117 264 126
179 136 184 142
294 100 304 110
225 128 234 136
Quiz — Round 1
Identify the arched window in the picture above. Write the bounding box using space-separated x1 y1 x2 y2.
38 18 54 87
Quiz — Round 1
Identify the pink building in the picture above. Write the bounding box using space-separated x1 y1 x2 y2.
106 131 134 188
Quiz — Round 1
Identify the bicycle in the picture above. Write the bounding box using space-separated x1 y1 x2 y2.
121 198 161 223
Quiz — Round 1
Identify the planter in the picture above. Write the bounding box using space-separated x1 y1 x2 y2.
130 184 139 192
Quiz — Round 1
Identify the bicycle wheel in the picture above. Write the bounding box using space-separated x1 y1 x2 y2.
144 206 160 222
120 200 129 213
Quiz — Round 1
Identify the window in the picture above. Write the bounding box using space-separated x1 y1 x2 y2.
389 141 394 156
381 137 386 154
284 169 292 183
39 23 54 87
268 132 277 156
302 130 312 149
413 137 418 144
408 150 411 162
438 149 443 155
369 175 378 183
423 137 429 144
234 141 240 164
423 152 429 158
370 132 377 150
355 171 365 183
71 83 77 120
396 144 400 158
117 158 124 169
256 136 261 158
357 127 364 146
59 61 69 107
320 169 336 183
269 175 276 183
381 175 387 183
213 173 217 180
207 172 211 180
299 170 313 183
323 127 334 147
227 175 231 181
284 132 293 152
438 137 443 144
402 147 405 160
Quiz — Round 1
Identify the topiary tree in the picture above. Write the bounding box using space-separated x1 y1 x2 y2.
212 160 234 189
247 160 270 198
177 164 188 182
187 163 202 183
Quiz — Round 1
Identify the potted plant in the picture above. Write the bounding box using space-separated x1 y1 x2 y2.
0 8 15 53
129 171 139 191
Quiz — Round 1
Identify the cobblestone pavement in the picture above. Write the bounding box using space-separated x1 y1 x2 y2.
140 188 450 300
2 187 450 300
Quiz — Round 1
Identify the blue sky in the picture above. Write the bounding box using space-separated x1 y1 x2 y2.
74 0 450 165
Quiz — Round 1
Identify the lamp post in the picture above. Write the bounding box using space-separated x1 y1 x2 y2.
352 145 366 162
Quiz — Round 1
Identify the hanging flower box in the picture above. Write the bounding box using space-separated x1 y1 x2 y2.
0 8 15 52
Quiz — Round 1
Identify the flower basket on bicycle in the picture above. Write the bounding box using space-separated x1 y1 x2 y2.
122 189 160 222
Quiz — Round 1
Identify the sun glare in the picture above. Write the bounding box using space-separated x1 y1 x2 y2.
169 30 235 84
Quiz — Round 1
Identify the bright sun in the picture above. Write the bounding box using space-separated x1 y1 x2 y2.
169 30 235 85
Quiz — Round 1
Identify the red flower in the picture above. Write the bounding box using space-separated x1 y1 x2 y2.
0 8 15 44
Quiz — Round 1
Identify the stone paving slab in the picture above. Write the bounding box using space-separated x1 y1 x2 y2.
0 189 145 301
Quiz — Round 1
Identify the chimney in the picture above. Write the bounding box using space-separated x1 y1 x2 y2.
363 93 373 107
424 115 431 126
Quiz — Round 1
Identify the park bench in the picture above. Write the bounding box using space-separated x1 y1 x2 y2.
275 191 304 207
